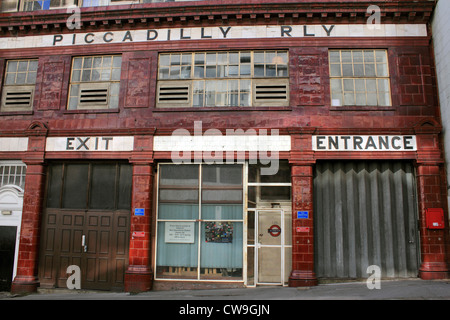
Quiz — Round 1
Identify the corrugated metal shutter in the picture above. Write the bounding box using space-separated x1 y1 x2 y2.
314 161 420 279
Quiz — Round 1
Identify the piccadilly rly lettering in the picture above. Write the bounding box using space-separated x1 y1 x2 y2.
52 25 335 46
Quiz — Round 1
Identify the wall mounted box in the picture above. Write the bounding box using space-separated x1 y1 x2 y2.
425 208 445 229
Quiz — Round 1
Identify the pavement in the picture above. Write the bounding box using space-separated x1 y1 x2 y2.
1 279 449 300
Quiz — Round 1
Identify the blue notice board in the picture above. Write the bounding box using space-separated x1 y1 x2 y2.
134 208 145 216
297 211 309 219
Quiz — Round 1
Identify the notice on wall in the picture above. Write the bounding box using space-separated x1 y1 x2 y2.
165 222 195 244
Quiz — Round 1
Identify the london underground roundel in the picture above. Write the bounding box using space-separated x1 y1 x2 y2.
268 225 281 237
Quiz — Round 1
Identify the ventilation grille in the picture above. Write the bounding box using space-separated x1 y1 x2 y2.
253 79 289 107
1 86 34 111
78 83 109 109
255 85 287 100
157 81 191 107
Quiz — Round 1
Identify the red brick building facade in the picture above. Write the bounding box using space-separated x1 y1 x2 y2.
0 0 448 294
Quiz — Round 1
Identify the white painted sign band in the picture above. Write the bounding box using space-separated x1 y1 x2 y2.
0 24 428 50
45 136 134 151
154 135 291 152
0 138 28 152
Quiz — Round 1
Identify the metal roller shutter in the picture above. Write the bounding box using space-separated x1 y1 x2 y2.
314 161 420 280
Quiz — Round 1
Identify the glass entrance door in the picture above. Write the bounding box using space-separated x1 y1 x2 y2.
256 209 285 285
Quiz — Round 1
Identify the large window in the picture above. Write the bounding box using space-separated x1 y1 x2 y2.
156 51 289 108
1 59 38 112
329 49 391 107
156 164 244 281
46 162 132 210
68 55 121 110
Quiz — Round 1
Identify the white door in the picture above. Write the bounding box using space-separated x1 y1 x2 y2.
0 185 24 284
255 209 285 285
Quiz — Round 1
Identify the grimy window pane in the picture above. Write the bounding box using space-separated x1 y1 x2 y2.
260 186 291 200
118 164 132 210
62 164 89 209
249 160 290 183
46 164 63 208
202 165 242 186
89 164 116 210
160 164 198 186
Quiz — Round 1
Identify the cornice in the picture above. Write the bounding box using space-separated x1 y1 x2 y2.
0 0 436 36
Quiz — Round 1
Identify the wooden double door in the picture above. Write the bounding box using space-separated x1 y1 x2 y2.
39 209 129 291
39 162 132 290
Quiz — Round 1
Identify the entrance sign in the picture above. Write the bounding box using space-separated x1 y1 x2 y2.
312 135 417 151
165 222 195 243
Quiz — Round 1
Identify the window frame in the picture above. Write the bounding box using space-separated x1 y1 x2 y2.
67 55 122 111
0 161 27 190
155 163 245 282
156 50 289 108
329 49 392 108
1 59 38 113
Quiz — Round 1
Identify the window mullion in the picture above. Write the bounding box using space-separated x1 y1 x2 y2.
197 164 202 280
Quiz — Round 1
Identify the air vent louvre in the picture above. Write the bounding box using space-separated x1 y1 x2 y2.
255 85 288 100
77 83 110 109
157 81 191 107
252 79 289 107
158 86 189 102
1 86 34 111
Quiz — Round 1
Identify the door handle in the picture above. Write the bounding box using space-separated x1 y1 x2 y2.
81 235 87 253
